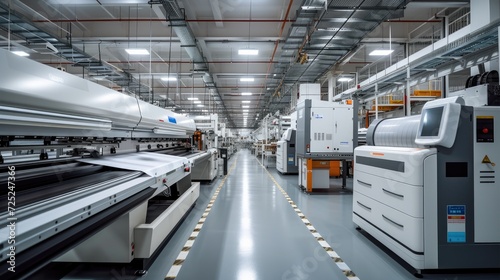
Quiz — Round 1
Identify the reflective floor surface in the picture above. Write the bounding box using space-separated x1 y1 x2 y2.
55 149 499 280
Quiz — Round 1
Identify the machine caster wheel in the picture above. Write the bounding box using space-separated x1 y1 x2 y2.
135 270 147 276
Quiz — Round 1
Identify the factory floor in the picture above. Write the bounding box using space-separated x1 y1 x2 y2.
140 149 499 280
53 149 499 280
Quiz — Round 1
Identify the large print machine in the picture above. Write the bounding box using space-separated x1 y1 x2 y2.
0 49 201 279
191 114 220 182
277 128 298 174
353 90 500 273
296 99 355 192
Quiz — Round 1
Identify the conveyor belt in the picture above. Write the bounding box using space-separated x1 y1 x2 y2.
153 148 211 163
0 163 134 203
0 168 143 226
0 186 156 280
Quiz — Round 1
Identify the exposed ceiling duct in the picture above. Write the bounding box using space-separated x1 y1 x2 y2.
264 0 409 114
0 1 151 97
150 0 235 127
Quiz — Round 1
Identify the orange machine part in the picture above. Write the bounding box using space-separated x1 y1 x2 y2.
329 161 341 177
312 160 330 169
194 130 203 151
307 158 313 193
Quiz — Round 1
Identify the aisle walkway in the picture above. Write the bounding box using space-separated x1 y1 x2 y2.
167 150 351 280
144 149 500 280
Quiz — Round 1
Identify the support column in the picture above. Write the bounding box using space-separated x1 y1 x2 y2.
353 98 359 148
406 67 411 116
471 0 500 75
443 75 449 98
328 73 336 102
470 0 500 30
375 83 379 119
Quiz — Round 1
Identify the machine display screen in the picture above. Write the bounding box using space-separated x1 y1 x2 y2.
420 107 444 136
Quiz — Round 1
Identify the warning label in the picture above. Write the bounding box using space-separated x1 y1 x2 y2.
447 205 466 243
482 155 492 164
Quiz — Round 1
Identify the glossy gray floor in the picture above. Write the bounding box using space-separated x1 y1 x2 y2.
143 149 499 280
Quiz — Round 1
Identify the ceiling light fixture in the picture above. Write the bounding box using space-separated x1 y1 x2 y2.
240 77 254 82
187 97 198 100
238 49 259 55
338 77 352 82
193 101 202 104
242 105 250 108
243 110 249 112
301 5 323 10
161 76 177 81
241 92 252 96
125 48 149 55
196 104 204 107
12 51 29 57
242 100 251 103
369 49 394 56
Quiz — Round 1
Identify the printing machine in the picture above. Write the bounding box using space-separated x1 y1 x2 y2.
276 128 298 174
353 87 500 274
296 99 355 192
191 128 219 182
0 49 202 279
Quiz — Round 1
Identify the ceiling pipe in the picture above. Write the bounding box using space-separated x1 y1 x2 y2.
33 18 295 23
257 0 294 119
386 19 441 23
151 0 235 127
0 2 151 97
45 60 278 64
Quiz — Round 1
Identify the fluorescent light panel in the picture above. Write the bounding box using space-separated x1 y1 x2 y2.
196 104 204 107
12 51 29 57
369 49 394 56
241 92 252 96
240 77 254 82
161 76 177 81
242 100 251 103
242 105 250 108
338 78 352 82
187 97 198 100
301 5 323 10
125 48 149 55
193 101 202 104
238 49 259 55
243 110 249 112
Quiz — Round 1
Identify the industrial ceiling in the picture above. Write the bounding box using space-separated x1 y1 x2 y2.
0 0 471 130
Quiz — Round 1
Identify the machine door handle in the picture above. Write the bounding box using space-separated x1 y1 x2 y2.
382 188 404 198
357 180 372 187
356 201 372 211
382 214 404 229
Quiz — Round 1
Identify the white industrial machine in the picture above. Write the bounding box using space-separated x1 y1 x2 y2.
353 88 500 274
278 115 292 137
0 49 201 279
191 114 220 182
296 98 355 192
276 128 298 174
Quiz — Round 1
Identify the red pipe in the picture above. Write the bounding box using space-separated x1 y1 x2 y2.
44 60 277 65
121 86 267 89
263 0 294 97
32 18 294 23
386 19 441 23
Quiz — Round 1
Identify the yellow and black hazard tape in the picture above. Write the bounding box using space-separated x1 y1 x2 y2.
165 156 238 280
259 161 360 280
